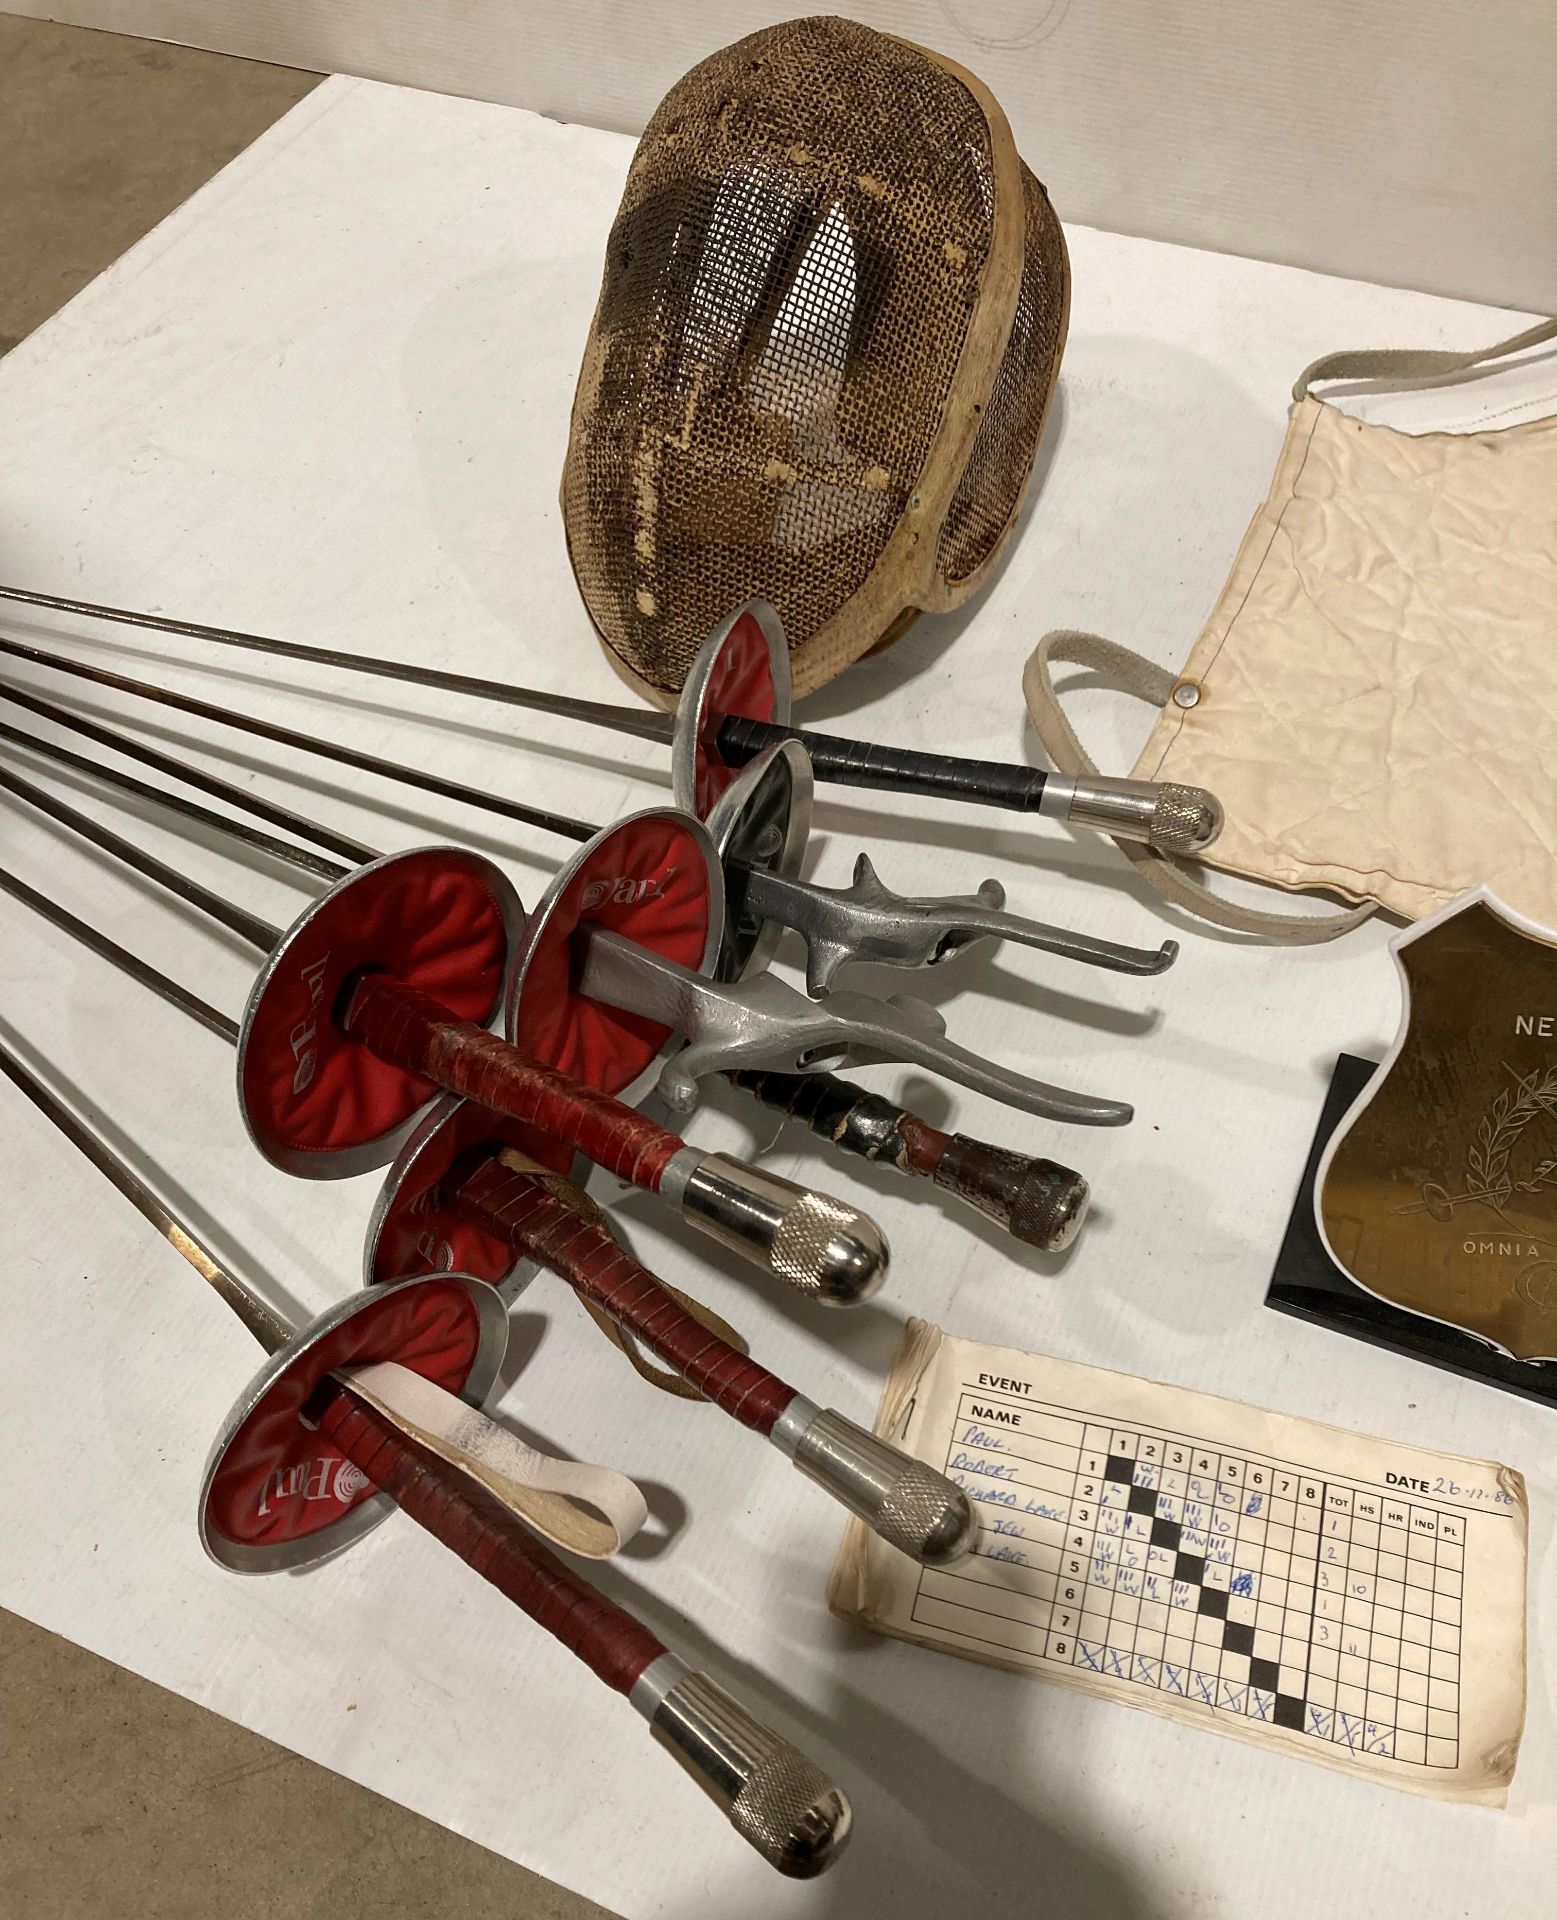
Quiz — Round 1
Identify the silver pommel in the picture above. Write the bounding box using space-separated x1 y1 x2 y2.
663 1150 887 1305
630 1658 851 1878
1043 774 1224 854
1145 782 1224 855
772 1402 977 1566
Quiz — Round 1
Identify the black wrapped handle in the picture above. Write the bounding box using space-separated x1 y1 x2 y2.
726 1069 1088 1252
715 718 1049 813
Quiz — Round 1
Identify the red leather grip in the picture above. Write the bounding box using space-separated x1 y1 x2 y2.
317 1385 665 1695
453 1159 796 1436
898 1115 952 1178
345 974 682 1192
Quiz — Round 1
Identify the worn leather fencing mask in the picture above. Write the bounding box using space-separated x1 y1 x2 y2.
563 14 1068 705
1025 319 1557 942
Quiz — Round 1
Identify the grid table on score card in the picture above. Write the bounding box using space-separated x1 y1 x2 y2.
916 1392 1466 1766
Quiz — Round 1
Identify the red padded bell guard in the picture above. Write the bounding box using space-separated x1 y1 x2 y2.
507 810 715 1100
451 1157 796 1435
320 1391 665 1695
203 1275 487 1554
346 973 684 1190
693 608 780 817
368 1096 573 1289
239 847 514 1169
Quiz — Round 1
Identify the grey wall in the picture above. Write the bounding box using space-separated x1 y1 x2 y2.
6 0 1554 311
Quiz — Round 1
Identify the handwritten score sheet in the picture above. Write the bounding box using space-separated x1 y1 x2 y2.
830 1322 1527 1802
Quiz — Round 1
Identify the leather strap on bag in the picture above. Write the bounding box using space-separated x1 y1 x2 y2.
1022 629 1375 942
1292 316 1557 401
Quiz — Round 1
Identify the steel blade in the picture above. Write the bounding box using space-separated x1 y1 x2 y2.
0 1029 290 1350
0 636 599 846
0 706 349 884
0 861 239 1043
0 757 280 953
0 581 675 743
0 678 377 866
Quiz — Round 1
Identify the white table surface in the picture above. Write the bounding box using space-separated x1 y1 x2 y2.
0 74 1550 1920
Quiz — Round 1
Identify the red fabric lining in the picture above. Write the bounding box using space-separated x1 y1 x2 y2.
369 1097 571 1287
240 851 510 1163
203 1279 484 1553
693 609 780 816
510 814 712 1097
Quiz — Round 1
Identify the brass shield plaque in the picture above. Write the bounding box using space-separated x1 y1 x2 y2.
1318 895 1557 1362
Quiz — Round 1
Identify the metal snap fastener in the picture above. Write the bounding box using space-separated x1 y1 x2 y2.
1171 681 1201 710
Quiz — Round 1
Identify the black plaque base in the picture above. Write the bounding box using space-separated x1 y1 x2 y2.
1267 1052 1557 1409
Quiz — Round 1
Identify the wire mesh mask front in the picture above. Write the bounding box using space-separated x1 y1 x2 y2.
563 16 1067 703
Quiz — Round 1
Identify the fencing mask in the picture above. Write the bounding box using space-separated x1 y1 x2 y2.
562 14 1067 704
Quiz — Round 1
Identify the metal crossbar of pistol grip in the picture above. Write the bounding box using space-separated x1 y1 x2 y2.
704 741 1175 992
725 1068 1091 1252
317 1391 850 1877
344 973 887 1304
580 930 1134 1127
449 1159 974 1565
714 720 1223 856
745 857 1176 995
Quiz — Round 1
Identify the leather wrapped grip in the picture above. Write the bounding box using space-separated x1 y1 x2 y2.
346 973 682 1191
318 1385 664 1694
451 1158 796 1434
726 1069 1088 1251
716 717 1047 811
726 1069 916 1170
927 1135 1088 1252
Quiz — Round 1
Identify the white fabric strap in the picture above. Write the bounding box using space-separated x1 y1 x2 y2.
340 1361 648 1559
1023 629 1375 944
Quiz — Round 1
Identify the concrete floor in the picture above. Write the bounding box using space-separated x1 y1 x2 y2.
0 19 615 1917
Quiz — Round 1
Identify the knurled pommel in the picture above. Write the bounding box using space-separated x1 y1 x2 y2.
666 1151 888 1305
641 1668 851 1878
775 1404 977 1566
728 1740 850 1877
1061 775 1223 855
1149 782 1224 856
934 1135 1089 1251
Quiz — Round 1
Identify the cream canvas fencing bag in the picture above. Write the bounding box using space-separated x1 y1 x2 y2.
1024 319 1557 942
